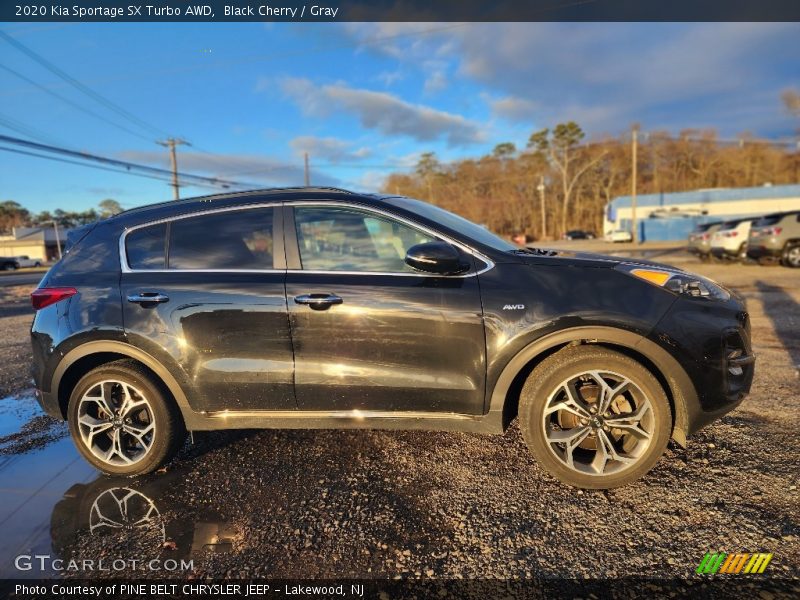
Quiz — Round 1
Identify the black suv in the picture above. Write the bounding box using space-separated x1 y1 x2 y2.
30 188 754 488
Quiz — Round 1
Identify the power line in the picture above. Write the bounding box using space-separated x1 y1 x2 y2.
0 24 474 99
0 111 65 146
0 29 168 138
0 63 156 143
0 134 262 190
0 145 215 189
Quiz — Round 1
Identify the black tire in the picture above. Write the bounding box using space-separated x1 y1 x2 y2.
519 345 672 489
67 360 185 476
782 243 800 268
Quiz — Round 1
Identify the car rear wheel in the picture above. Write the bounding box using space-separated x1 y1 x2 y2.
67 360 185 476
519 346 671 489
782 243 800 268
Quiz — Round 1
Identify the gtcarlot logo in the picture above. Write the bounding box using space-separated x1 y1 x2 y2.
14 554 193 572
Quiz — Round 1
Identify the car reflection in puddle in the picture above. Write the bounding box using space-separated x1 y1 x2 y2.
51 468 238 574
0 393 236 578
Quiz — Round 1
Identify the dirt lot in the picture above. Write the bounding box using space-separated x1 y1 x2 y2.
0 257 797 593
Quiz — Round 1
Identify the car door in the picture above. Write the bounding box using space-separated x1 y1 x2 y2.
120 204 295 412
284 203 487 414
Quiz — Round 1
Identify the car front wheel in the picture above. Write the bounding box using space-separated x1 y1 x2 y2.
519 346 672 489
67 360 185 476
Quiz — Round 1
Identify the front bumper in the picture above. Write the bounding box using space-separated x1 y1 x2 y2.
653 295 755 438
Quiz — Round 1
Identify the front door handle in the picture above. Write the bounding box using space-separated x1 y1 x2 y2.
294 293 343 310
127 292 170 305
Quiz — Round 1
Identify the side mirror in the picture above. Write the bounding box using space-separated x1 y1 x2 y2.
405 241 469 275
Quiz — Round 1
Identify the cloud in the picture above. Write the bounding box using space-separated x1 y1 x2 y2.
376 69 404 87
289 136 371 163
490 96 539 122
117 150 341 187
423 70 448 95
339 22 800 137
278 77 484 146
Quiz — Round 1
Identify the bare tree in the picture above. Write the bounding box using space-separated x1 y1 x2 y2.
528 122 608 235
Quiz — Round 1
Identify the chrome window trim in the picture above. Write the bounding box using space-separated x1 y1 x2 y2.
119 199 495 277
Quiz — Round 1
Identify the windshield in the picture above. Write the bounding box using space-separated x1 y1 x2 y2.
754 214 783 227
383 196 516 252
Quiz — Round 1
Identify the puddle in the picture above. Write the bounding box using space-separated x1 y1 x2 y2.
0 395 236 579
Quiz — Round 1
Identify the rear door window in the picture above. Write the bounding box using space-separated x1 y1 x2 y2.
168 208 275 270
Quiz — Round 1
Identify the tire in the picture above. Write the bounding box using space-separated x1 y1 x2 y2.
782 243 800 268
519 346 672 489
67 360 185 476
737 243 748 262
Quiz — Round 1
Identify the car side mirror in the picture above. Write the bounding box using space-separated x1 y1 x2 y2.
405 241 469 275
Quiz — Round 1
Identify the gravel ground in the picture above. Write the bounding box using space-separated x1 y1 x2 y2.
1 259 798 593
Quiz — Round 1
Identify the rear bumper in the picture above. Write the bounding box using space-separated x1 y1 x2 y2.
710 246 740 258
746 245 781 260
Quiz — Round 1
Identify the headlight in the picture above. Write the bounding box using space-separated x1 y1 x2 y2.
615 264 730 301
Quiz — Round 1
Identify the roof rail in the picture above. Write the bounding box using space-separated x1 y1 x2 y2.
112 186 356 218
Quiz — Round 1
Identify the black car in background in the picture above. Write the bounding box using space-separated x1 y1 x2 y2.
562 229 596 240
30 188 754 488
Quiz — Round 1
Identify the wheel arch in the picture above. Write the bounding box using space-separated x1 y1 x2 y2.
490 326 695 446
53 341 193 426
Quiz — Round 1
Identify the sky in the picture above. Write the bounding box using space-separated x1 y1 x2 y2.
0 21 798 214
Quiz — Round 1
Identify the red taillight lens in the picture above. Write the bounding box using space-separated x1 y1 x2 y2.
31 287 77 310
767 227 782 236
701 233 710 241
725 230 739 237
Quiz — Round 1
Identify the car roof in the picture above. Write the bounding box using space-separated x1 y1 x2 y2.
110 187 391 226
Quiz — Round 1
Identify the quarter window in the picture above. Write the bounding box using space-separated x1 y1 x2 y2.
126 223 166 269
294 207 436 273
168 208 275 270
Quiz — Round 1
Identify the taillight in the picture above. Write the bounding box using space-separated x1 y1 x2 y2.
724 230 739 238
31 287 77 310
701 233 710 241
765 227 782 236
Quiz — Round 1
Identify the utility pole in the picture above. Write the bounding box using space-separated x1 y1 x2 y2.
157 138 188 200
53 220 62 260
37 220 61 260
630 127 638 244
304 152 310 186
537 175 547 240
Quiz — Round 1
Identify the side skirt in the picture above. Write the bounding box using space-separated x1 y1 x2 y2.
182 408 506 435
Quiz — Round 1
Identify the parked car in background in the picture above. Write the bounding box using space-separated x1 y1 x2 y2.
0 257 20 270
710 219 752 261
562 230 596 240
14 255 43 268
687 222 723 260
746 211 800 268
605 229 633 243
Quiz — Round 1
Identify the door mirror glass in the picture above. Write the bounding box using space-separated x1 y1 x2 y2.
405 241 469 275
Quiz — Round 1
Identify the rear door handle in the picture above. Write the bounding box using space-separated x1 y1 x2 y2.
127 292 170 305
294 293 343 310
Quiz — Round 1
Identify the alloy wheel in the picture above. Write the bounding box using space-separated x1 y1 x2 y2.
90 487 165 542
787 246 800 267
541 370 654 476
77 380 156 467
